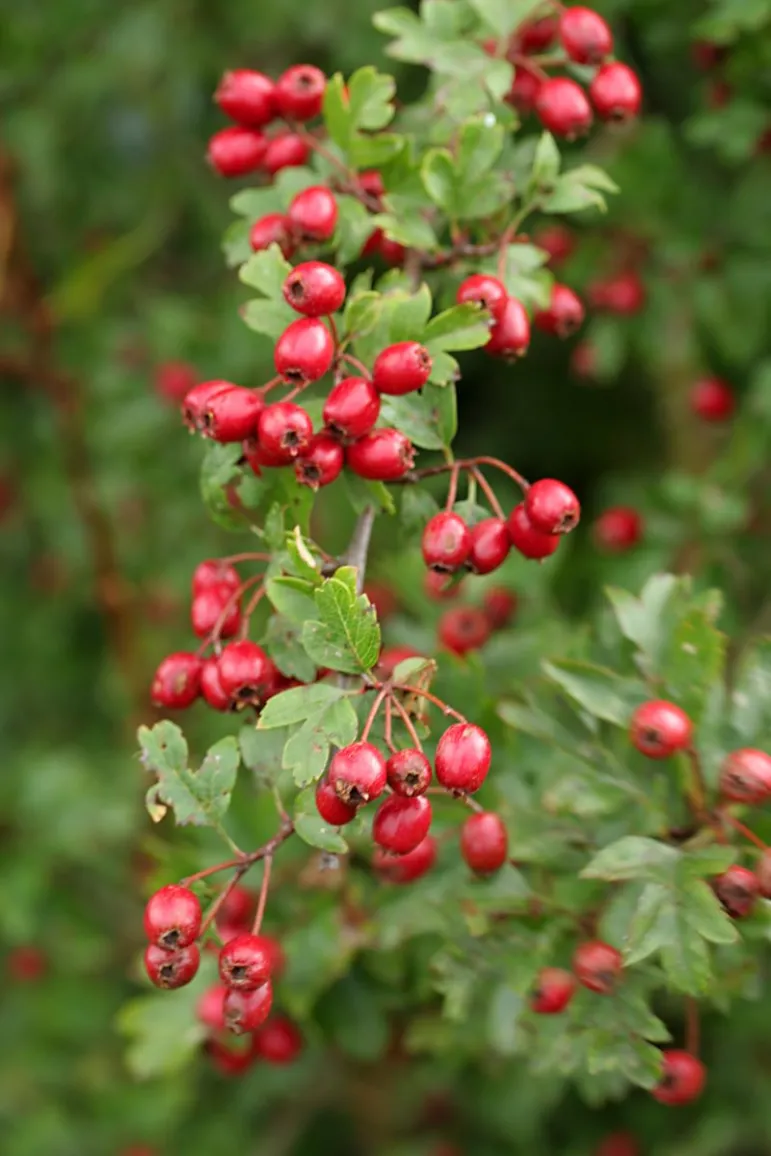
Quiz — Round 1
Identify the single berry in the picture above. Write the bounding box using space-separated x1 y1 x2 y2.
434 723 492 792
593 506 643 552
329 741 387 806
287 186 338 241
207 127 267 177
486 297 531 358
456 274 508 321
630 700 693 759
651 1050 706 1105
282 261 346 317
217 640 275 705
535 78 593 138
274 64 326 120
197 984 227 1031
191 584 240 639
422 511 472 573
201 386 264 442
144 943 200 989
377 644 422 679
530 967 576 1014
507 503 560 559
258 401 314 460
263 132 310 176
358 168 385 204
249 213 295 258
205 1037 256 1076
713 865 759 918
215 70 276 127
719 748 771 805
295 433 344 489
424 570 463 601
254 1016 303 1064
373 794 432 854
505 65 543 114
155 360 197 403
516 15 557 53
144 884 202 950
373 342 432 395
182 380 234 432
151 652 202 709
217 886 254 930
219 933 272 990
534 284 585 338
573 940 623 994
192 559 240 597
373 834 437 883
535 224 575 267
223 981 273 1034
439 606 491 656
323 376 380 441
460 812 508 873
346 428 415 481
690 376 735 422
274 318 334 385
386 748 432 797
589 271 645 315
467 517 510 574
559 7 613 64
590 63 642 122
525 479 581 534
483 587 518 629
316 776 359 825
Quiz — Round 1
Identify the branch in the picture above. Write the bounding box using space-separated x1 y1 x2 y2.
342 505 376 595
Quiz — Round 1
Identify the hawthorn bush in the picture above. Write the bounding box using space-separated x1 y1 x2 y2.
3 1 771 1155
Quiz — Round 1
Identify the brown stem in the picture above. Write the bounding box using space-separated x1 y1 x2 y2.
388 694 424 752
360 687 388 742
342 505 376 594
470 466 505 520
180 818 295 886
393 683 467 723
721 810 768 851
685 747 709 823
251 855 273 934
685 997 700 1057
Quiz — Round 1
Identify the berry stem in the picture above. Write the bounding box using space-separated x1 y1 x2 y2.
388 692 425 752
684 747 709 823
239 582 267 636
197 573 262 655
445 462 461 510
469 466 505 520
360 686 388 742
180 818 295 886
393 683 467 723
720 809 768 851
219 551 272 564
198 867 250 938
685 997 700 1057
384 697 398 753
341 352 372 378
251 854 273 935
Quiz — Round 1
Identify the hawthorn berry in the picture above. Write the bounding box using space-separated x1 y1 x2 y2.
215 70 276 127
507 503 560 559
593 506 643 552
223 981 273 1034
467 517 511 574
207 127 267 177
201 386 264 442
258 401 314 460
323 376 380 441
525 478 581 535
713 865 759 918
651 1050 706 1105
486 297 530 358
358 168 385 204
422 511 471 573
155 360 197 403
295 433 344 489
573 940 623 994
460 812 508 873
590 63 642 122
329 741 388 806
263 132 310 176
719 748 771 805
373 834 437 883
219 933 273 990
505 65 543 115
191 584 241 639
182 380 234 432
483 587 518 629
439 606 491 656
589 270 645 315
377 644 422 678
630 700 693 759
249 213 295 257
274 64 326 120
283 261 346 317
144 943 200 989
559 7 613 65
535 78 593 138
530 967 576 1014
217 886 254 930
364 230 407 267
315 776 359 825
192 559 240 597
7 945 47 983
516 15 557 53
346 428 415 481
253 1016 304 1064
424 569 463 600
217 640 275 705
274 318 334 385
205 1036 256 1076
287 186 338 241
690 376 735 422
434 723 491 793
386 748 432 797
199 660 234 711
373 794 431 854
534 284 585 338
535 224 575 267
151 652 202 709
197 984 227 1031
373 341 432 395
456 274 508 321
144 884 202 950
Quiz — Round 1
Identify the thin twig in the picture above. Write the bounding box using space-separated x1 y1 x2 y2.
251 855 273 935
343 505 376 594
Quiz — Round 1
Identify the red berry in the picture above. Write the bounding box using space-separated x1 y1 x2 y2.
316 776 359 825
217 640 275 705
219 933 272 990
376 234 407 266
505 65 543 114
573 940 623 994
283 261 346 317
460 812 508 873
483 587 518 629
535 224 575 267
287 186 338 241
630 700 693 759
559 7 613 65
424 570 463 601
329 741 387 806
593 506 643 552
589 271 645 315
144 884 202 950
422 511 472 573
151 652 202 709
535 78 593 138
207 127 267 177
377 644 422 678
144 943 200 989
201 386 264 442
507 503 560 560
720 748 771 805
215 70 276 127
197 984 227 1031
690 376 735 422
7 945 46 983
435 723 491 792
525 478 581 534
534 283 585 338
530 967 576 1013
182 380 234 432
191 584 241 639
651 1050 706 1105
254 1016 303 1064
258 402 314 461
467 517 510 574
205 1036 256 1076
373 794 432 854
346 428 415 481
275 64 326 121
274 318 334 385
713 865 759 918
516 15 557 53
223 981 273 1034
249 213 295 258
373 834 437 883
386 748 432 797
456 274 508 321
295 433 344 489
263 132 310 176
590 63 642 122
439 606 491 656
373 341 432 395
217 886 254 931
596 1134 638 1156
155 360 197 403
571 339 598 379
323 376 380 441
358 169 385 203
192 560 240 597
485 297 531 358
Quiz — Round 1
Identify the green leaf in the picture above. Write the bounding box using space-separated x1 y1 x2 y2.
266 575 318 623
282 695 359 786
343 291 382 338
457 116 505 179
342 472 397 516
660 602 726 724
139 723 239 827
529 132 561 192
421 148 456 213
239 245 293 294
731 637 771 742
335 194 374 265
293 785 348 852
323 72 352 152
380 390 447 450
258 683 350 729
199 442 260 532
371 211 439 251
467 0 541 38
348 65 396 132
239 724 290 786
302 566 381 674
487 983 524 1055
262 613 318 683
542 165 618 215
605 574 682 670
118 960 212 1077
582 837 679 882
240 297 296 339
542 660 647 726
423 304 492 354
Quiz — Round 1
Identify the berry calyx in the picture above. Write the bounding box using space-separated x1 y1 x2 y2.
456 274 508 321
483 587 518 629
593 506 643 552
373 834 437 883
316 776 359 825
263 133 310 175
386 748 433 797
274 64 326 121
207 127 267 178
287 186 338 241
249 213 295 258
534 283 585 338
719 748 771 805
215 70 276 127
182 380 234 432
217 640 275 705
282 261 346 317
258 401 314 460
151 652 202 709
467 517 511 574
373 794 432 854
329 741 388 806
219 933 273 990
589 63 642 122
460 812 509 873
295 433 344 489
525 478 581 535
651 1050 706 1105
439 606 491 656
201 386 264 442
690 376 735 422
422 511 472 573
346 428 415 480
486 297 531 358
507 503 560 559
535 78 593 138
373 341 432 395
573 940 623 994
630 700 693 759
434 723 491 792
323 376 380 441
559 7 613 65
253 1016 304 1064
713 865 759 918
191 584 240 639
530 967 576 1014
144 943 200 989
274 318 334 385
192 560 240 596
144 885 202 950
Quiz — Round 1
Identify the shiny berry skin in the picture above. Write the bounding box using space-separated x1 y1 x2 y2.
516 15 557 53
534 284 585 338
323 376 380 441
275 64 326 120
713 865 759 918
483 587 518 630
373 794 432 854
346 428 415 481
215 70 276 127
486 297 530 358
283 261 346 317
630 700 693 759
295 433 344 489
223 981 273 1034
329 741 388 806
386 748 432 797
192 559 240 597
219 933 272 990
182 380 234 432
422 511 471 573
651 1050 706 1105
155 360 197 403
218 640 275 705
316 776 359 825
217 886 254 931
535 224 575 267
144 884 202 950
507 503 560 560
201 386 264 442
439 606 491 656
191 584 241 640
258 402 314 461
594 506 643 552
530 967 576 1014
373 834 437 883
573 940 623 994
456 274 508 321
590 63 642 122
274 318 334 385
249 213 295 258
505 65 543 115
207 127 267 177
151 652 202 709
467 518 510 574
435 723 491 792
525 479 581 535
690 376 735 422
197 984 227 1031
254 1016 303 1064
144 943 200 989
535 78 593 138
373 342 432 396
589 271 645 315
287 186 338 241
719 748 771 805
263 132 310 176
559 7 613 64
460 812 508 873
